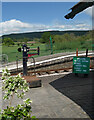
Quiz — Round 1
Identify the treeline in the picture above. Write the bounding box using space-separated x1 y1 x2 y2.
2 30 89 42
2 37 30 47
40 31 92 51
1 30 92 51
53 32 92 50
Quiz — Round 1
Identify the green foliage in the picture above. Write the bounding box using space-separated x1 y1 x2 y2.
23 38 29 44
1 68 36 120
0 55 8 64
53 32 92 51
40 32 51 43
2 69 29 101
33 38 39 42
63 33 71 41
2 31 92 62
2 30 89 42
1 99 32 120
3 38 14 47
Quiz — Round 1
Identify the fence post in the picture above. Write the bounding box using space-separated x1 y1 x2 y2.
50 36 53 54
16 56 18 72
76 48 78 57
86 48 88 57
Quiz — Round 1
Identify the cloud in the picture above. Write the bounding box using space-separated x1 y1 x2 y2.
84 6 94 18
0 19 31 34
0 19 49 35
0 19 91 36
64 24 91 31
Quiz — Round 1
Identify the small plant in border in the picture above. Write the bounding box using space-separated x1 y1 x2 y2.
0 67 36 120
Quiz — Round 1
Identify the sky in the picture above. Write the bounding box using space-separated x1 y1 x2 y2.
0 1 93 36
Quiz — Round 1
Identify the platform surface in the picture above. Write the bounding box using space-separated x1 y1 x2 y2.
2 72 93 118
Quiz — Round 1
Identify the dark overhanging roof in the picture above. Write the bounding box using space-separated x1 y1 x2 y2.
64 0 94 19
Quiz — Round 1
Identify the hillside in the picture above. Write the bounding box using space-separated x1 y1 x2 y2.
2 30 89 42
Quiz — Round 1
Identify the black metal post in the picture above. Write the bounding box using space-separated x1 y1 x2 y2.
22 44 27 76
16 56 18 72
86 48 88 57
37 46 40 55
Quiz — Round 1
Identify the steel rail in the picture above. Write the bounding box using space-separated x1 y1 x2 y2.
0 52 93 74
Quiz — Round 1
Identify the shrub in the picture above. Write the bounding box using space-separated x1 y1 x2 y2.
1 67 36 120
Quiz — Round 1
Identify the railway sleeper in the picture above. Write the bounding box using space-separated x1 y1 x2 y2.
63 69 69 72
46 71 52 74
55 70 59 73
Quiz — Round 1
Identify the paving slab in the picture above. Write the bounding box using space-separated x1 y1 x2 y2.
2 73 91 118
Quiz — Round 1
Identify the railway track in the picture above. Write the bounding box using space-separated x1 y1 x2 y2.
10 58 94 77
28 63 94 77
0 51 94 77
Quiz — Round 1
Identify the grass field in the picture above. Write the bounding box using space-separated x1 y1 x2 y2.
2 43 50 62
2 40 92 63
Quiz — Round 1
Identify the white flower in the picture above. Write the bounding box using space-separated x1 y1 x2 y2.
3 71 7 74
18 73 21 77
18 83 20 86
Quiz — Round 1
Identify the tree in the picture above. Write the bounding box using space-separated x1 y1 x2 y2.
33 38 39 42
40 32 51 43
23 37 29 44
63 33 71 41
3 38 14 47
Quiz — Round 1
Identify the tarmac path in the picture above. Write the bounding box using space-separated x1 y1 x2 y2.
2 73 92 118
50 72 94 119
